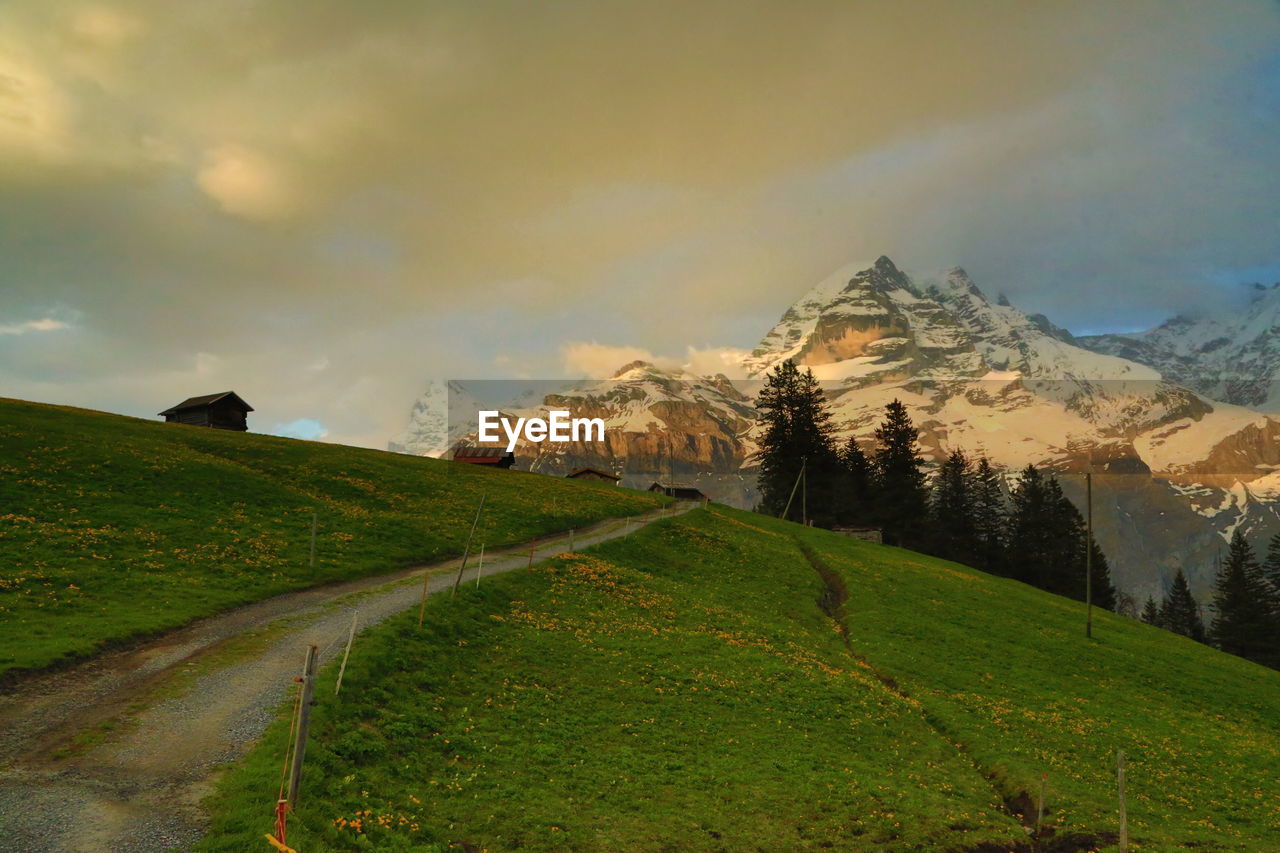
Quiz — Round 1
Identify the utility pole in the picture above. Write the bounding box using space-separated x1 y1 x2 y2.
1086 468 1093 639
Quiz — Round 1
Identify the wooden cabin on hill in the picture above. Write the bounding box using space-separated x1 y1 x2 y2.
648 482 707 501
159 391 253 431
566 467 621 484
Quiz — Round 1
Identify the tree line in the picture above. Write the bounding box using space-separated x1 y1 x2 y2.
1141 530 1280 670
755 360 1115 611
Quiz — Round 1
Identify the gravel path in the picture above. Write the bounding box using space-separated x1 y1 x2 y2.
0 504 690 853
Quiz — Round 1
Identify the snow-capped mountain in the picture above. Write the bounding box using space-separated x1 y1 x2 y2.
392 256 1280 601
388 380 484 458
1077 283 1280 411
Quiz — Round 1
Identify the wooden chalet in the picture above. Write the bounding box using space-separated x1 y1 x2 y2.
566 467 621 484
451 444 516 469
158 391 253 431
647 482 707 501
831 526 884 544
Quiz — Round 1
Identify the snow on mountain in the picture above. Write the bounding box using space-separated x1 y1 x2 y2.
391 256 1280 600
1078 283 1280 410
387 379 484 458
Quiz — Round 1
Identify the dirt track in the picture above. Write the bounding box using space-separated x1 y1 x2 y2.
0 504 689 853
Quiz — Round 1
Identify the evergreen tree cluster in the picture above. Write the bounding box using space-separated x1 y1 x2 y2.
755 361 1116 610
1142 531 1280 670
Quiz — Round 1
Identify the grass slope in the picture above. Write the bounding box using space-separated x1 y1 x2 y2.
0 398 662 679
202 507 1280 852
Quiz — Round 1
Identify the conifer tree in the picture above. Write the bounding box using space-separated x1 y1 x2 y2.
1161 570 1205 642
1265 531 1280 595
1141 596 1162 627
838 436 874 526
1209 531 1273 665
871 400 929 547
929 448 978 564
1007 465 1050 587
970 456 1007 575
755 360 840 524
1007 465 1115 610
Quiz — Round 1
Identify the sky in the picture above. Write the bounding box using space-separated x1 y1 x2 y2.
2 0 1279 448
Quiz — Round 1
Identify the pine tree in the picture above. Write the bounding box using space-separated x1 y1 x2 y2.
929 449 978 564
1161 570 1205 642
754 360 840 524
837 436 874 526
1265 532 1280 595
1007 465 1050 587
1141 596 1162 627
871 400 929 547
1006 465 1115 610
1209 531 1273 665
970 457 1007 575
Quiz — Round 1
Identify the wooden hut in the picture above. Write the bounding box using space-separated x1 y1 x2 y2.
647 482 707 501
158 391 253 431
566 467 621 484
831 526 884 544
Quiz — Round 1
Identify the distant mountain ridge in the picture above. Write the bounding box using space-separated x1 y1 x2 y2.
1078 283 1280 410
392 256 1280 601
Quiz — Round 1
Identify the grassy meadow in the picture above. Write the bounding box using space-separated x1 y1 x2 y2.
201 507 1280 852
0 397 663 679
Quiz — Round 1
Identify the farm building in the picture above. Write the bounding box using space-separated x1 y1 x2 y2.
647 482 707 501
831 526 884 544
450 444 516 468
158 391 253 431
566 467 620 484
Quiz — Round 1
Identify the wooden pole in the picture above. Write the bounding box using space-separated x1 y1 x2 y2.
475 543 484 588
802 461 807 527
452 493 487 598
334 612 357 696
781 457 806 522
309 512 317 571
527 539 536 569
1035 773 1046 838
287 645 318 807
1086 471 1093 639
1117 750 1128 851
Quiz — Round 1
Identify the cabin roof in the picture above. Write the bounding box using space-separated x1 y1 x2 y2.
158 390 254 416
566 467 620 481
451 445 511 461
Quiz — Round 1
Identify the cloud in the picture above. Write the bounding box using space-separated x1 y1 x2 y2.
1 0 1278 447
0 317 70 335
560 342 657 377
197 144 299 221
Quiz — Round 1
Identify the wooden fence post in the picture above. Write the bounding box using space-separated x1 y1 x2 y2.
334 612 357 696
1117 750 1128 852
452 493 487 598
528 539 536 569
569 528 575 552
1035 773 1046 838
287 645 318 807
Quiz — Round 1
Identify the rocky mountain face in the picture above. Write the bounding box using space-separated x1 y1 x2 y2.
1078 284 1280 411
392 257 1280 602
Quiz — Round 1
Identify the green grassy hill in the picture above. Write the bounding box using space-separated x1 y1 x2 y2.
0 398 662 679
202 507 1280 853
